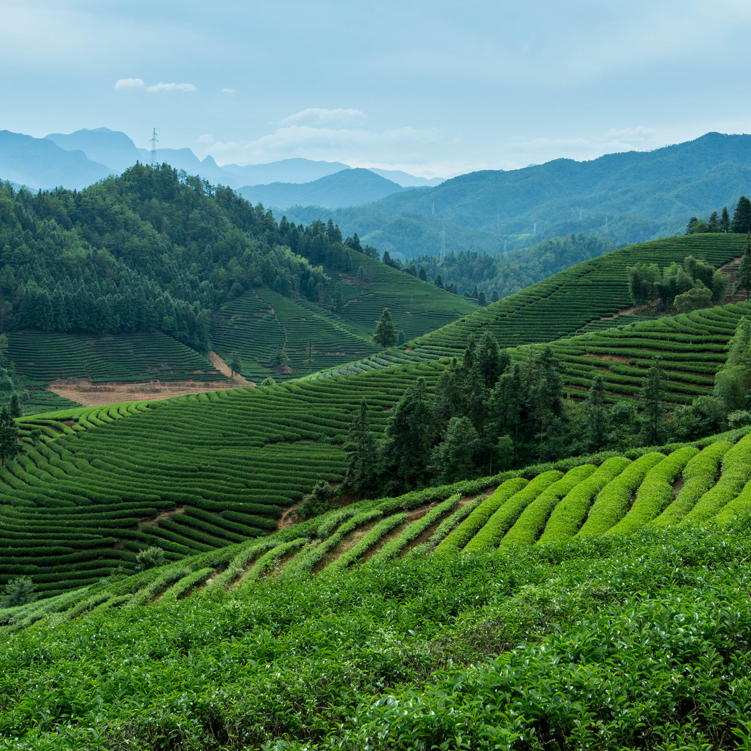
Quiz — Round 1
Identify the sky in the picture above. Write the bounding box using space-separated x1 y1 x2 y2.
3 0 751 178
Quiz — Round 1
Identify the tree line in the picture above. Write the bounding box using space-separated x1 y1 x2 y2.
343 320 751 498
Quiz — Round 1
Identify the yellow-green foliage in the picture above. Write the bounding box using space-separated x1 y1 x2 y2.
683 433 751 523
463 471 562 552
579 452 666 536
538 457 631 543
608 447 699 535
328 514 408 572
500 465 596 548
652 441 731 526
435 479 528 554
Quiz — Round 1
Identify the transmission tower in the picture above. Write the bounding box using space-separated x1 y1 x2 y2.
150 128 159 167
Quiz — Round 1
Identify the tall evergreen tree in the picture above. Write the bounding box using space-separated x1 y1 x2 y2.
379 378 436 492
373 308 397 352
429 416 480 484
585 375 608 453
229 351 242 378
707 211 719 232
343 400 379 497
732 196 751 233
720 206 731 233
0 407 23 466
639 358 666 445
735 234 751 301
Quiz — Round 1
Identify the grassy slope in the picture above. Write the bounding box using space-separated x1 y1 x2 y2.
210 248 475 382
1 234 747 593
3 433 751 748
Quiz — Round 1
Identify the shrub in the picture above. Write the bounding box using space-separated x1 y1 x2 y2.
436 479 528 554
579 452 666 536
501 465 596 548
464 471 562 552
608 446 698 535
135 546 167 572
539 457 631 543
683 433 751 523
652 441 731 526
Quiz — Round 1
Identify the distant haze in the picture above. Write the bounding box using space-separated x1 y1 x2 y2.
1 1 751 177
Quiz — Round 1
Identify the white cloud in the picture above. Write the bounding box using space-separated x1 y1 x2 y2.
114 77 144 90
279 108 367 128
606 126 656 140
221 88 236 94
146 82 197 93
208 123 446 168
196 134 214 144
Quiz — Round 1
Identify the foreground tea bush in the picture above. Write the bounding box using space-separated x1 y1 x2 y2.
3 521 751 749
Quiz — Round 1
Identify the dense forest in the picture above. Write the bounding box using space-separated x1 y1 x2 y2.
0 165 383 353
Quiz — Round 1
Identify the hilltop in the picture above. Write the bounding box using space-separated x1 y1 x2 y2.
237 168 409 210
291 132 751 256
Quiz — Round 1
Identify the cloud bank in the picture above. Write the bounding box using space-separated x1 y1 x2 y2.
280 108 367 128
114 79 196 93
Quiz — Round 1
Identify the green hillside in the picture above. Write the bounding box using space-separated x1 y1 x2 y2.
291 132 751 253
210 247 475 383
4 427 751 747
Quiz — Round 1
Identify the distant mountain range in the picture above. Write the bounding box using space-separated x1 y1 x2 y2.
238 169 411 210
1 127 444 203
286 132 751 259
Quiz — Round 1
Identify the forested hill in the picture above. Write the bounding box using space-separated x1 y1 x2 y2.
287 131 751 256
0 164 434 355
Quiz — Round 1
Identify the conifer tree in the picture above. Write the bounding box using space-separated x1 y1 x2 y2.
343 399 379 497
429 416 479 484
639 358 666 445
334 282 344 314
229 351 242 378
373 308 397 352
732 196 751 233
720 206 731 233
585 375 608 453
0 407 23 465
397 330 405 346
707 211 719 232
8 393 21 418
434 274 444 289
735 234 751 301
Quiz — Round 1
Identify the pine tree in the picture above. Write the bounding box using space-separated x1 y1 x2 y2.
429 416 479 484
639 358 666 445
0 406 23 465
471 284 479 299
720 206 731 233
343 399 379 497
397 330 405 346
379 378 436 492
334 282 344 314
707 211 719 232
732 196 751 233
490 290 499 303
434 274 444 289
229 351 242 379
735 234 751 301
8 393 21 418
686 217 698 235
585 375 608 453
373 308 397 352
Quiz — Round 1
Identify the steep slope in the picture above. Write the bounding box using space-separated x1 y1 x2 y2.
0 130 111 190
238 168 409 210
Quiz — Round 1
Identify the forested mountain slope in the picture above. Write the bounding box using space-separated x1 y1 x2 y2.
290 132 751 255
0 166 473 396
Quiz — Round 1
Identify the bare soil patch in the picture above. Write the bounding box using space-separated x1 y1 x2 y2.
582 353 630 363
208 351 253 386
137 506 186 530
47 375 253 407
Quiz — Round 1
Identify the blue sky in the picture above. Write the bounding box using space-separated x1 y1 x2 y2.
3 0 751 177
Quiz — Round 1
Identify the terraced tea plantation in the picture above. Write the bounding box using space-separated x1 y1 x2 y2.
8 330 223 387
4 426 750 633
1 360 446 595
550 301 751 403
414 233 747 354
211 288 376 382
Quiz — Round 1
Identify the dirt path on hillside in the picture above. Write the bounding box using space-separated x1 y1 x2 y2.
47 376 253 407
208 351 253 386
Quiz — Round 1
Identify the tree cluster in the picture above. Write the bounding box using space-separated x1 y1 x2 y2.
686 197 751 235
628 255 728 312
